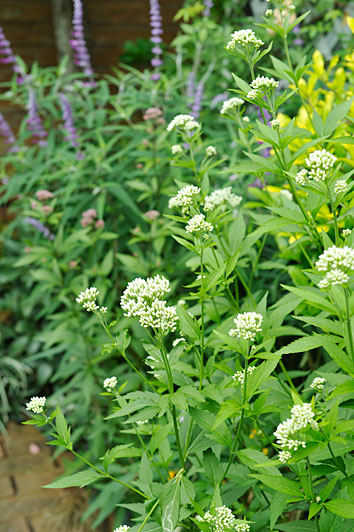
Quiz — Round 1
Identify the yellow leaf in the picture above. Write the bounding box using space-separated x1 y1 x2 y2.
347 16 354 34
313 50 324 76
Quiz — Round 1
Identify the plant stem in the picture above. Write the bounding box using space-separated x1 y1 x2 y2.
199 241 205 390
70 449 148 499
137 499 160 532
97 314 156 391
344 288 354 364
219 354 249 484
326 182 339 245
158 336 186 469
306 458 320 532
134 426 165 482
279 360 298 395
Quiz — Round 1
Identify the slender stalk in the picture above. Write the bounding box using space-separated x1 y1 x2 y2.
344 288 354 364
306 458 320 532
134 426 165 482
199 241 205 390
70 449 148 499
326 181 339 245
219 353 249 484
283 35 315 130
183 418 194 461
137 499 160 532
279 360 298 395
158 336 186 469
97 313 156 391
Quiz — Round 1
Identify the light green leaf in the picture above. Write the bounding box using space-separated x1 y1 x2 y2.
43 470 103 489
325 499 354 519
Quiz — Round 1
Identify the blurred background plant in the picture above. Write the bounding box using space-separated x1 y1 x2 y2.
1 0 354 527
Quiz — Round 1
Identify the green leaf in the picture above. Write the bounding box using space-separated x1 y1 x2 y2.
176 306 200 342
270 493 288 529
138 452 153 498
250 474 304 497
246 358 279 399
55 412 70 445
161 480 181 532
43 470 103 489
325 499 354 519
324 98 354 135
203 449 222 486
274 522 317 531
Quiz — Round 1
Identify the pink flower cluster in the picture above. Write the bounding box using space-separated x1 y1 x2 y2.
81 208 104 229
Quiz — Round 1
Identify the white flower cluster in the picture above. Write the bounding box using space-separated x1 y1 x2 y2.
270 118 281 129
103 376 117 392
76 287 100 311
226 29 264 52
279 450 292 464
185 214 213 234
114 526 130 532
26 396 46 414
297 149 337 184
334 180 347 195
233 365 256 384
76 287 107 314
316 245 354 288
236 524 250 532
206 145 217 157
120 275 177 334
139 298 178 333
280 189 293 201
310 377 326 391
220 97 244 115
172 144 183 155
274 403 318 462
204 187 242 212
247 76 279 100
167 114 200 133
295 168 307 185
343 229 352 238
229 312 263 341
169 185 201 212
197 506 237 532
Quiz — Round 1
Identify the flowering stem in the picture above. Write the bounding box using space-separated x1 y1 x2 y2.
137 498 160 532
96 313 157 391
344 288 354 365
283 35 314 130
306 458 320 531
158 336 185 469
134 426 165 482
279 360 298 396
199 241 205 390
325 182 339 246
70 449 149 499
220 354 249 484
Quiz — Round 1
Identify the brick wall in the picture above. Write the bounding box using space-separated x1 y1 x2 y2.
0 0 183 146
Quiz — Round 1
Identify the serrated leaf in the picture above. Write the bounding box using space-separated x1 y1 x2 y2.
250 474 304 497
43 470 103 489
325 498 354 519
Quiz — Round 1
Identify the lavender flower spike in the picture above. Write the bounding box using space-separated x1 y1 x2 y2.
26 88 48 147
24 217 55 241
0 112 19 152
59 93 80 148
203 0 213 16
0 26 24 81
70 0 95 87
149 0 163 81
190 82 204 119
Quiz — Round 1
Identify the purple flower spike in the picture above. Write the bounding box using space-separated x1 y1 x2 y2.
24 217 55 240
0 26 25 83
59 93 80 148
70 0 96 87
0 111 19 152
190 82 204 118
26 88 48 146
149 0 163 81
203 0 213 16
